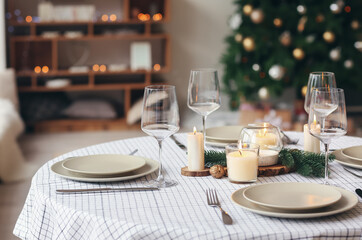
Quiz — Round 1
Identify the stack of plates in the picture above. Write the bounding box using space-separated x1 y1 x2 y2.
231 182 358 218
51 154 159 182
205 126 244 147
333 146 362 170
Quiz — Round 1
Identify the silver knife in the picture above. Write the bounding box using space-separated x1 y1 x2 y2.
171 135 187 151
56 187 159 193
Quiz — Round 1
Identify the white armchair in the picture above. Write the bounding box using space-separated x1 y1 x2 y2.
0 69 36 182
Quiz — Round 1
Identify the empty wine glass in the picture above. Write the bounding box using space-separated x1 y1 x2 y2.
141 85 180 188
308 88 347 184
187 69 221 143
304 72 337 114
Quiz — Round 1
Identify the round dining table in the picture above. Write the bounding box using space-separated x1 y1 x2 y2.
14 132 362 239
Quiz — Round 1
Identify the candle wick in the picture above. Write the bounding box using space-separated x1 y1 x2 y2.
239 150 242 156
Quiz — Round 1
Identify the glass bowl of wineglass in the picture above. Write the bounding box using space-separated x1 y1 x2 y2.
141 85 180 188
304 72 337 114
308 88 347 184
187 69 221 145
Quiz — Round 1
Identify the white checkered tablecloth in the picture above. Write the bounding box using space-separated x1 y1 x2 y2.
14 132 362 239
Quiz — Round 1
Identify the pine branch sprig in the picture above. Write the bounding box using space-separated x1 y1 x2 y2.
204 148 335 178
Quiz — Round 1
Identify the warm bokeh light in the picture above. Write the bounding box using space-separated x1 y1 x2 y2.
34 66 41 73
42 66 49 73
101 14 109 22
144 14 150 21
153 13 163 21
301 85 308 97
25 16 32 23
344 6 351 13
92 64 100 71
109 14 117 22
100 64 107 72
138 13 146 21
153 64 161 71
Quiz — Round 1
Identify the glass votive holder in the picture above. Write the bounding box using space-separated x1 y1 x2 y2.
226 143 260 183
239 123 283 166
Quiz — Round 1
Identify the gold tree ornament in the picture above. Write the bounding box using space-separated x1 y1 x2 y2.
293 48 305 60
351 20 359 30
209 165 225 179
323 31 335 43
243 4 253 16
279 31 291 46
250 9 264 24
243 37 255 52
273 18 283 27
235 33 243 43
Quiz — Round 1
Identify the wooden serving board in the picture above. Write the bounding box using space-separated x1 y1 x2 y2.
181 165 291 177
258 164 292 177
181 167 210 177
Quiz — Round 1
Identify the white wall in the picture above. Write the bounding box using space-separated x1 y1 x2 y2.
164 0 235 115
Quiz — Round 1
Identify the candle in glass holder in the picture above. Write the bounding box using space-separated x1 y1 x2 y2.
187 127 204 170
304 115 320 153
226 143 259 183
259 149 279 166
254 127 277 150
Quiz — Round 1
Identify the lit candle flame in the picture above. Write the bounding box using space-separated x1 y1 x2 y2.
193 126 197 135
313 114 317 125
263 127 267 136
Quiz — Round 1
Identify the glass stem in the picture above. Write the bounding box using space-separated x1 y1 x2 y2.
324 143 330 184
321 117 326 133
202 115 207 147
156 140 164 183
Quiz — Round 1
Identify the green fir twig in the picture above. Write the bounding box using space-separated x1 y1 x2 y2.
204 148 335 178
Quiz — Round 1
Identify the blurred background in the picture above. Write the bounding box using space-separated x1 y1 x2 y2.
0 0 361 239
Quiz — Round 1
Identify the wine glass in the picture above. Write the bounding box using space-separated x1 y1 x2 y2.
308 88 347 184
187 69 221 142
141 85 180 188
304 72 337 114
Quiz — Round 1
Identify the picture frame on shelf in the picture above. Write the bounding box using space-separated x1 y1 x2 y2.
130 42 152 71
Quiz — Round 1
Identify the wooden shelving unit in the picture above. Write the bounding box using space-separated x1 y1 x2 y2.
7 0 171 132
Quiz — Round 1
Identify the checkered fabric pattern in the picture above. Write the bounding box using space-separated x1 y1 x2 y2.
14 132 362 239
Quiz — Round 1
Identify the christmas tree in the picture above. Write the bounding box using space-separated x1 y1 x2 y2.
222 0 362 109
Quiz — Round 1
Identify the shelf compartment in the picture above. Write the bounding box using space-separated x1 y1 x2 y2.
12 40 52 71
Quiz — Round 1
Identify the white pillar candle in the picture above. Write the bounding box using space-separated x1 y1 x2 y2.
259 149 279 166
227 150 258 182
253 128 277 150
187 127 204 171
304 123 320 153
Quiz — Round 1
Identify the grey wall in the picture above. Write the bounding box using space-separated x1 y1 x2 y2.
163 0 235 114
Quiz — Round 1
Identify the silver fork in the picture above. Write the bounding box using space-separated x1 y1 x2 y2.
206 189 233 225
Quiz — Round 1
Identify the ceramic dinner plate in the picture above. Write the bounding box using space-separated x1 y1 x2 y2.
205 126 244 142
243 182 342 210
333 149 362 169
51 157 158 182
341 146 362 162
231 186 358 219
62 154 146 176
205 139 230 148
